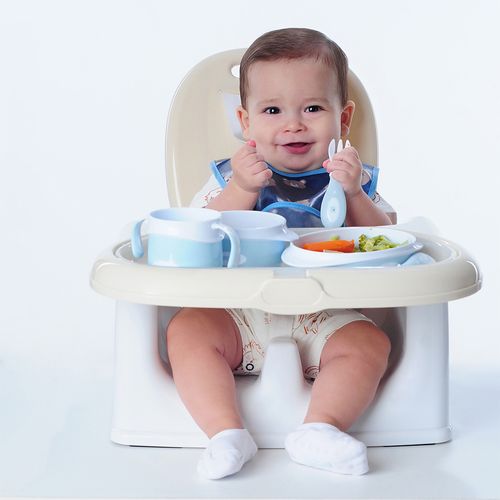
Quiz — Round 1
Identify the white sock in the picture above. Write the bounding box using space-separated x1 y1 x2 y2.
197 428 258 480
284 422 369 475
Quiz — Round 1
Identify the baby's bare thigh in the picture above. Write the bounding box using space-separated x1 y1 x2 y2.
167 308 243 368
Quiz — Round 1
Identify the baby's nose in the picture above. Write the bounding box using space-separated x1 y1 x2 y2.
284 113 305 132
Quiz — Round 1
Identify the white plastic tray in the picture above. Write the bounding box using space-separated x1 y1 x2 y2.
90 229 481 314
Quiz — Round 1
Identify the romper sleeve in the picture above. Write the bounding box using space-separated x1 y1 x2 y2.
189 174 224 208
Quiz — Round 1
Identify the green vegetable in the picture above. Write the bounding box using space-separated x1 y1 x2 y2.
357 234 405 252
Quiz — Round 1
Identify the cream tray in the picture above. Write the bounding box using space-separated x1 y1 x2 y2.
90 229 481 314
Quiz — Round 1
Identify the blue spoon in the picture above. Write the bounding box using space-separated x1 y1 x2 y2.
320 138 348 228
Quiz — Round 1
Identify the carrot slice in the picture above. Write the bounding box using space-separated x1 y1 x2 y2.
302 239 355 253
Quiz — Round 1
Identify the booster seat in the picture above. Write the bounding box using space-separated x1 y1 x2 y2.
90 49 481 448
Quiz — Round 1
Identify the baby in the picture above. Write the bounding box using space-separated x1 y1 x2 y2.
167 28 393 479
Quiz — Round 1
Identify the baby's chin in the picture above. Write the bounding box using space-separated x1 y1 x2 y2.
268 150 325 173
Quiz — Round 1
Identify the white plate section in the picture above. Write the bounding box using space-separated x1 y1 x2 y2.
281 226 423 268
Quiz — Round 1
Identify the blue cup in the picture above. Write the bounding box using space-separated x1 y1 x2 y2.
131 208 240 268
220 211 298 267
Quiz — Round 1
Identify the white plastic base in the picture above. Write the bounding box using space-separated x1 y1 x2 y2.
110 301 450 448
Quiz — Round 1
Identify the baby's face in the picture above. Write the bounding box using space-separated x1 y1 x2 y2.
238 57 351 173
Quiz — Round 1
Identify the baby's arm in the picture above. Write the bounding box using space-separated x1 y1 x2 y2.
324 146 392 227
206 141 272 211
345 190 392 226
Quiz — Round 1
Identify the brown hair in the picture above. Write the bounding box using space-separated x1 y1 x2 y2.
239 28 349 108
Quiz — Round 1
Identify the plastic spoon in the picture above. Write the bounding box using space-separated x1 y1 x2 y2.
320 138 349 228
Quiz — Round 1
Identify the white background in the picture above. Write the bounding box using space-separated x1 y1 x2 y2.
1 0 498 387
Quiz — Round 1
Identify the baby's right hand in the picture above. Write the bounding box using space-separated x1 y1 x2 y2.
230 140 273 193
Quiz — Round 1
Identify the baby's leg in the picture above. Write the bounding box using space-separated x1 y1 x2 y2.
167 307 243 436
306 320 391 429
167 308 257 479
286 320 390 475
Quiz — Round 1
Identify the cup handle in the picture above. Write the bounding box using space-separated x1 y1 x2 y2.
213 222 240 268
131 219 145 258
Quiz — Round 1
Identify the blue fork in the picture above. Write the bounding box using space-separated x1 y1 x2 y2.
320 138 348 228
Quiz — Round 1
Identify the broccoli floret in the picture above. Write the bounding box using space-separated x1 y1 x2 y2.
357 234 404 252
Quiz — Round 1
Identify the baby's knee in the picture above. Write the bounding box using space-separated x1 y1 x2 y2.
353 324 391 375
328 322 391 371
166 308 235 355
167 306 201 336
368 326 391 368
167 308 202 353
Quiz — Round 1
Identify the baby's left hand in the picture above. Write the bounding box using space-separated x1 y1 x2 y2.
323 146 363 197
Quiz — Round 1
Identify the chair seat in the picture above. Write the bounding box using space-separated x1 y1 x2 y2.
110 301 452 448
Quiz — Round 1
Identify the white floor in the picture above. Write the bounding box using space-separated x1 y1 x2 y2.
0 349 499 500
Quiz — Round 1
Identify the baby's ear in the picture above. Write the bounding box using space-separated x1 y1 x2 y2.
341 100 355 137
236 106 250 140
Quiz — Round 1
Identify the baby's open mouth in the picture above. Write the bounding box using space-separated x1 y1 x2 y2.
282 142 313 154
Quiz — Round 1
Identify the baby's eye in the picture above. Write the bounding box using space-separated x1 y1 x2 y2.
305 105 322 112
264 106 280 114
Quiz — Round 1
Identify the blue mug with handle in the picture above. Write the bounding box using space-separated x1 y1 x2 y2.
131 208 240 268
220 210 298 267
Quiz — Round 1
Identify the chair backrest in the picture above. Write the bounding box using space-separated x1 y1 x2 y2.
165 49 378 207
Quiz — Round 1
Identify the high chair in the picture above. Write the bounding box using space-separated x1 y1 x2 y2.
90 49 481 449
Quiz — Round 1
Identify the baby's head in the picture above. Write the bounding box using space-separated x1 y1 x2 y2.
239 28 349 110
237 28 354 173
